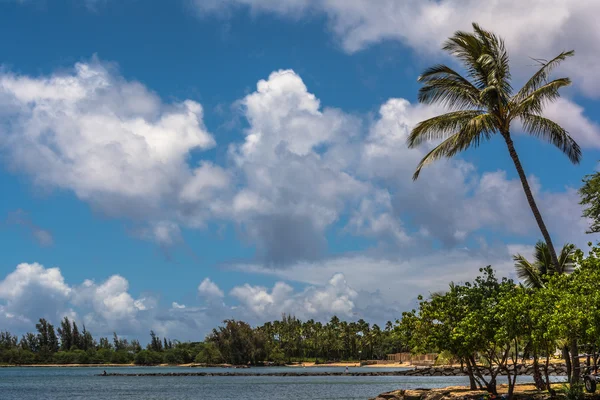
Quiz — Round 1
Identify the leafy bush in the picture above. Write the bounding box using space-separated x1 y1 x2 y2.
111 350 132 364
53 351 76 364
134 350 163 365
1 349 35 365
194 343 223 364
95 348 113 363
71 349 90 364
559 383 585 400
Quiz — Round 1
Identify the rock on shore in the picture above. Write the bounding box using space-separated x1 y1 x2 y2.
370 384 560 400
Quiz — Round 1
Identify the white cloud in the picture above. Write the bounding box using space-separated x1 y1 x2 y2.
0 263 71 323
72 275 145 327
194 0 600 97
227 69 368 264
0 262 364 339
0 58 228 245
234 246 521 310
171 302 186 309
543 98 600 149
0 262 211 339
198 278 225 299
230 273 358 319
0 59 592 260
346 190 411 246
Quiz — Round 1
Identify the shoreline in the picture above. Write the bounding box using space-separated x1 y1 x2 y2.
0 362 412 369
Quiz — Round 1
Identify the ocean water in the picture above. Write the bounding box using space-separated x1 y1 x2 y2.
0 366 551 399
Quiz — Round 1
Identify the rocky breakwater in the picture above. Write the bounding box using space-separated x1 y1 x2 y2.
99 371 412 377
401 363 567 377
98 364 568 378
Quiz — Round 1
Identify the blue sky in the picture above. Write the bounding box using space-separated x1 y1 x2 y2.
0 0 599 340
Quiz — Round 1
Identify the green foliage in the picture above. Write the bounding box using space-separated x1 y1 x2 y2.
0 314 402 367
559 383 585 400
513 241 576 288
134 350 164 366
110 350 132 364
194 342 223 364
434 350 455 366
580 171 600 233
96 348 113 363
164 348 191 365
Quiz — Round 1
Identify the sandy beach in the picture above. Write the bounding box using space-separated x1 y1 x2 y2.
288 362 413 368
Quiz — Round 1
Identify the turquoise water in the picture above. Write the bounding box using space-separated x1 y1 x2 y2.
0 366 547 399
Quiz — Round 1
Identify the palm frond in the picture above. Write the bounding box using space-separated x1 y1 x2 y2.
556 243 576 275
514 50 575 101
513 253 545 289
472 23 512 98
511 78 571 116
519 113 581 164
442 29 488 89
418 64 482 109
533 241 552 276
407 110 485 147
411 113 495 180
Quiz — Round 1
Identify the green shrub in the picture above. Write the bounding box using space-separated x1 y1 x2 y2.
559 383 585 400
194 343 222 364
71 349 90 364
96 348 113 363
134 350 163 365
53 351 76 364
111 350 132 364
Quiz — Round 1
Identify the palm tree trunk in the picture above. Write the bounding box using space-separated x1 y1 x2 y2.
502 131 560 268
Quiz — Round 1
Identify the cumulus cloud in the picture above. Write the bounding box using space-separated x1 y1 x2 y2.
234 245 523 311
228 69 368 264
230 273 358 319
194 0 600 97
0 262 384 339
198 278 225 299
72 275 143 323
0 263 71 325
0 58 228 246
0 59 591 260
0 262 211 339
543 98 600 149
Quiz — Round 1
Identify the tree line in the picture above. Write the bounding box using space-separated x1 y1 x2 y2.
207 315 405 365
0 314 406 366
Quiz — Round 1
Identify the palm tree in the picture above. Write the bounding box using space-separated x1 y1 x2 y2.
407 23 581 268
513 241 576 288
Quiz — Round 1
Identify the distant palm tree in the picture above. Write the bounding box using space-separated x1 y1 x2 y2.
408 23 581 268
513 241 576 288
